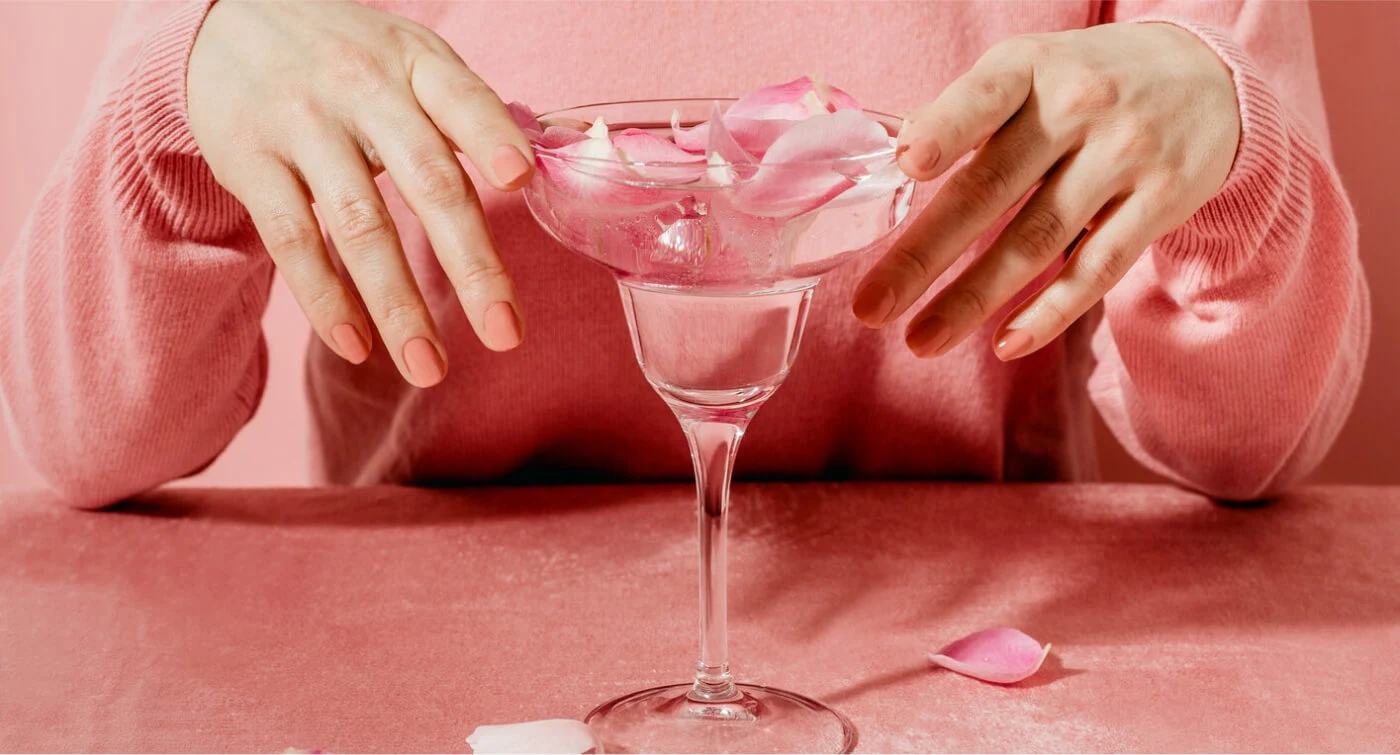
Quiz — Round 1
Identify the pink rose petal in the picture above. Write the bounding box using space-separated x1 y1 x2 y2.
727 109 892 217
928 628 1052 684
538 126 589 150
466 719 601 754
506 101 541 133
726 75 861 121
613 128 707 184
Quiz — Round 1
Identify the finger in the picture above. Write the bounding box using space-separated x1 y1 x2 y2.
234 159 371 365
295 133 448 388
360 106 523 351
410 53 535 191
991 192 1165 361
853 111 1063 327
904 148 1124 357
897 37 1036 181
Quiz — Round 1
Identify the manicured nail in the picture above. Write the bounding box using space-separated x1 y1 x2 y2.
907 315 953 357
903 140 939 174
852 282 897 326
995 329 1036 361
330 323 370 364
402 337 446 387
483 301 523 351
491 144 532 187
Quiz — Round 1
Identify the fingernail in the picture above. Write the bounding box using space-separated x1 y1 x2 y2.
907 315 953 357
903 140 939 174
995 329 1036 361
483 301 523 351
852 282 897 326
402 337 446 387
491 144 532 187
330 323 370 364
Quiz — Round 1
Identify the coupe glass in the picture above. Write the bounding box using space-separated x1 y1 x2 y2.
522 99 919 754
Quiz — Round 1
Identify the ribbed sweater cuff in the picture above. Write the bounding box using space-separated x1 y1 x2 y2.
122 0 250 240
1132 18 1292 293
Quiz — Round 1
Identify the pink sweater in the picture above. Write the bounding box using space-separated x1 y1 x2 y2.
0 1 1368 508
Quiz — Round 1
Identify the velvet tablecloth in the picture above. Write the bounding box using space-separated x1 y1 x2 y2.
2 483 1397 752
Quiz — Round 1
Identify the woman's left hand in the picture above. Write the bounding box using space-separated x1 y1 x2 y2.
852 22 1240 360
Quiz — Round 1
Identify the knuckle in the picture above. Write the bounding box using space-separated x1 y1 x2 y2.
951 155 1017 215
888 243 935 284
944 285 992 322
407 154 469 207
442 72 492 104
302 280 348 319
993 34 1045 62
327 42 390 94
456 260 510 290
1008 205 1070 263
260 211 320 257
1054 71 1120 118
1087 247 1134 291
1113 116 1159 153
330 195 394 247
377 295 425 330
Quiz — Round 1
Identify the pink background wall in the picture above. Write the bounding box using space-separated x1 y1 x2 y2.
2 1 1396 491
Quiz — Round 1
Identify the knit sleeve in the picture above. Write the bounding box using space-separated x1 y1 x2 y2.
0 1 276 507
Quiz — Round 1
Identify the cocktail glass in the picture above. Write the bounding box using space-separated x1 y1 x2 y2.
522 98 920 754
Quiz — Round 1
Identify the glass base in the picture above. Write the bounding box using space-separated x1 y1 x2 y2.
584 682 856 754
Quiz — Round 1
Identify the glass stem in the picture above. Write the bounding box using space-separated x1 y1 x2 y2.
678 410 749 702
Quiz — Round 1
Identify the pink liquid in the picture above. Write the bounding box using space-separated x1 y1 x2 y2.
618 282 814 408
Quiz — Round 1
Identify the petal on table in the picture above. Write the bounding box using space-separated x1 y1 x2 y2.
466 719 602 754
928 628 1052 684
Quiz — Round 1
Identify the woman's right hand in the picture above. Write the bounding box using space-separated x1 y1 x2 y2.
187 0 531 387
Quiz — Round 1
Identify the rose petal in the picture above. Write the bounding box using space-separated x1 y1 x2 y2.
760 108 892 166
466 719 601 755
506 101 541 133
725 75 861 122
538 126 589 150
727 110 891 217
928 628 1052 684
613 128 707 184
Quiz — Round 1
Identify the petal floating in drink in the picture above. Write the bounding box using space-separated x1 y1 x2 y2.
927 628 1052 685
613 128 707 184
728 109 891 217
673 77 861 158
466 719 602 755
726 75 861 122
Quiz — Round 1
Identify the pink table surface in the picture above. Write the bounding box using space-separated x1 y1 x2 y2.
1 483 1398 753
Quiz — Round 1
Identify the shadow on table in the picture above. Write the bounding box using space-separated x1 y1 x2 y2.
726 483 1400 649
107 483 666 528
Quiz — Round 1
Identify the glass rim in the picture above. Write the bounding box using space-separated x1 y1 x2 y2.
530 97 903 169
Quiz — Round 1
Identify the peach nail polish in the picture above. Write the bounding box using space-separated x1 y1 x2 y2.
483 301 523 351
907 316 952 357
996 329 1036 361
402 337 446 387
491 145 532 187
852 283 896 325
903 141 939 173
330 323 370 364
